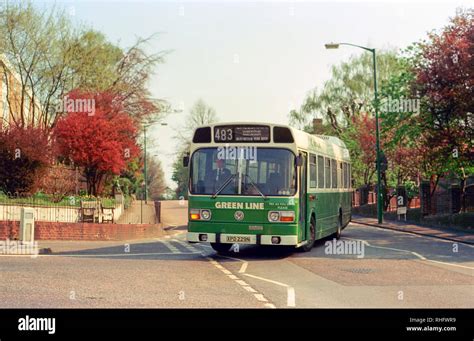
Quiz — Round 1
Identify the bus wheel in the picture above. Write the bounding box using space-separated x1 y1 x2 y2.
210 243 232 254
301 218 316 252
335 214 342 240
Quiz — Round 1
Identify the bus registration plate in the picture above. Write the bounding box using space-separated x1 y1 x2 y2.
225 235 251 243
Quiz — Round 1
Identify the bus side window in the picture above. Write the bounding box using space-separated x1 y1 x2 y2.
338 162 343 189
331 159 337 188
309 154 317 188
343 163 347 188
348 164 352 189
325 158 331 188
317 155 324 188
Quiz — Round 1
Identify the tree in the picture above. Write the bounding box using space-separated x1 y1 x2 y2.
176 98 218 141
146 157 167 200
36 165 78 202
172 150 190 199
0 2 166 130
0 2 76 129
413 9 474 197
0 125 54 194
381 9 474 209
54 91 140 196
172 99 218 198
289 50 403 134
341 113 376 188
289 50 406 189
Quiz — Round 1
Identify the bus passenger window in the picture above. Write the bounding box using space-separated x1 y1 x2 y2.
309 154 317 188
343 163 347 188
331 159 337 188
325 158 331 188
318 156 324 188
338 162 343 189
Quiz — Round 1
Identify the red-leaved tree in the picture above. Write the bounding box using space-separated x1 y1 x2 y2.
54 91 140 196
0 126 55 194
412 10 474 206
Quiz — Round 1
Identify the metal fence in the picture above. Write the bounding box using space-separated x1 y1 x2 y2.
0 194 158 224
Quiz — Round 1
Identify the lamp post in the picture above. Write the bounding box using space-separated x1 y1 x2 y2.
325 42 383 223
142 122 168 204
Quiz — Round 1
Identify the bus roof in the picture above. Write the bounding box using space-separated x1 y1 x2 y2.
191 122 350 161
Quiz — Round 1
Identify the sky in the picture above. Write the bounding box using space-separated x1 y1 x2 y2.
37 0 472 188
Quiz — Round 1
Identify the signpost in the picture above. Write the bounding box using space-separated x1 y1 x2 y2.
396 186 407 221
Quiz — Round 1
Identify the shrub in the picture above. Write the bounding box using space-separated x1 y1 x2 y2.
0 126 55 194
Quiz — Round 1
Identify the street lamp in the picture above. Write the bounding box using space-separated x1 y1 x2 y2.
142 122 168 204
325 42 383 223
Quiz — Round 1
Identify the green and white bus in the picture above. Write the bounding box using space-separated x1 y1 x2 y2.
184 122 352 253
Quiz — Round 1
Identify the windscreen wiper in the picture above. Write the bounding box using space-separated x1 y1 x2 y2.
211 174 237 199
243 174 267 200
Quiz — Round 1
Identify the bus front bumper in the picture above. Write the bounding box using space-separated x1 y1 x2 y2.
187 232 299 246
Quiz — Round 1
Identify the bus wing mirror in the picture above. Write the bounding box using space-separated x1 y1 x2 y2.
183 155 190 167
295 155 303 167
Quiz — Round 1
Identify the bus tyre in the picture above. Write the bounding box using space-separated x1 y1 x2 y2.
301 218 316 252
211 243 232 254
335 214 342 240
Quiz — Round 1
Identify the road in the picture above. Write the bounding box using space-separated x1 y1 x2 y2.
0 200 473 308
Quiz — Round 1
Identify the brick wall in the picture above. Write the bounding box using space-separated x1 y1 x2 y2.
0 221 165 241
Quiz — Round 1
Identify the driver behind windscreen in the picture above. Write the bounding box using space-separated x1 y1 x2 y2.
205 158 231 192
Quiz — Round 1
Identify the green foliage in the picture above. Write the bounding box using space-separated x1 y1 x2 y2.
290 50 403 134
404 180 419 200
172 149 190 200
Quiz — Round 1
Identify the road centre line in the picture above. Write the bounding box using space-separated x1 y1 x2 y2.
205 255 273 308
219 254 296 307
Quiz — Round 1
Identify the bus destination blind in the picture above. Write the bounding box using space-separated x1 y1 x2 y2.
214 125 270 142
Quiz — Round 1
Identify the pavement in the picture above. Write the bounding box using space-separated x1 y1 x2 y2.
116 200 156 224
0 200 473 308
352 215 474 245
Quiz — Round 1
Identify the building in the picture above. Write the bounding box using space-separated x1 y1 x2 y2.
0 54 41 129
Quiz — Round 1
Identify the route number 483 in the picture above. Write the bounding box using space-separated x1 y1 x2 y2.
215 128 233 141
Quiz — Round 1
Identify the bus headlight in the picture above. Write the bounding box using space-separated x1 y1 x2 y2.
268 211 280 222
201 209 211 220
190 209 211 221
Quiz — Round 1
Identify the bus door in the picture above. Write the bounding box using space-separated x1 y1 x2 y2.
299 152 308 240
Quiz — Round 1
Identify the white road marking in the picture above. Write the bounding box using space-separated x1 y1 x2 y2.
173 239 198 253
351 222 474 248
243 273 289 287
346 238 474 271
206 255 273 308
254 294 268 302
425 259 474 270
243 273 296 307
160 240 180 254
0 251 201 258
287 287 296 307
219 253 296 307
217 254 249 273
235 280 249 286
243 286 257 293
